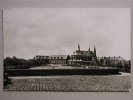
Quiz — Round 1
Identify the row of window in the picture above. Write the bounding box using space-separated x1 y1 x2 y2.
50 60 66 64
77 51 91 54
71 55 92 60
50 57 63 59
35 56 64 59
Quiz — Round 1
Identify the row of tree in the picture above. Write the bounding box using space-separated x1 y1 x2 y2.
96 57 131 72
4 56 49 69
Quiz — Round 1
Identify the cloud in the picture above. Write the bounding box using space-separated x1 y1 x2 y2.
4 8 131 60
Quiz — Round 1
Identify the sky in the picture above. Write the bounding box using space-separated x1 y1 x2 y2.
3 8 131 60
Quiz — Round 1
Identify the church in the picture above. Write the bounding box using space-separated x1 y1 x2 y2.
68 43 97 66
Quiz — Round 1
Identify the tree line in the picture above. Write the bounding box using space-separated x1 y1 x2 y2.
4 56 49 69
96 57 131 72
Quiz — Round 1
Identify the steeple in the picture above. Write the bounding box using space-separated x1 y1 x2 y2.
88 46 90 51
78 42 80 51
94 46 96 56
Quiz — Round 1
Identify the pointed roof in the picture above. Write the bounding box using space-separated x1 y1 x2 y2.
89 46 90 51
94 45 96 51
78 42 80 51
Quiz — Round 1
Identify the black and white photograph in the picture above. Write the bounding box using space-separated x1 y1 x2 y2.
3 8 131 92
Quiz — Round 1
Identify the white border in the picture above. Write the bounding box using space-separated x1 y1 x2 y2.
0 0 132 100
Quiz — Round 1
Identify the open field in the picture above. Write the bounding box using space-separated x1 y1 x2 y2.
4 74 131 92
29 65 119 69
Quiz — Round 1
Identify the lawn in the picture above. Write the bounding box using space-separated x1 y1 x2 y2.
4 74 131 92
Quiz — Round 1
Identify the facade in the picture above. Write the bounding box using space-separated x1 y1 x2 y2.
34 55 70 65
49 55 70 65
68 43 97 66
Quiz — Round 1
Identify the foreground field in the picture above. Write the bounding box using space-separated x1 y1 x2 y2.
4 74 131 92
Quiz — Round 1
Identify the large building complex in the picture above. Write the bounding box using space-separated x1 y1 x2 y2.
34 43 98 66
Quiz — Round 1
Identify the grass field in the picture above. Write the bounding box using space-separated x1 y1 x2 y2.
4 74 131 92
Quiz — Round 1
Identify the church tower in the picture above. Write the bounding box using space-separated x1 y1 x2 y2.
78 43 80 51
88 46 90 52
94 46 96 56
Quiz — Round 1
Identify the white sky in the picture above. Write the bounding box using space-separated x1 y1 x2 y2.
3 8 131 60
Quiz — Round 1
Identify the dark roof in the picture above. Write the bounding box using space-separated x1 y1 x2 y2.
97 56 125 61
35 55 68 59
73 50 93 55
49 55 68 59
108 57 125 61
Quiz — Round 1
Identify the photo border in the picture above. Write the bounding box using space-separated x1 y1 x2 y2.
0 0 132 100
